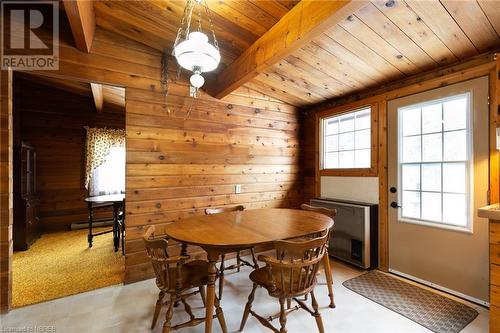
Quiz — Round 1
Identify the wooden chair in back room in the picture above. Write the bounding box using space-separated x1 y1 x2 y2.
205 205 258 300
239 233 330 333
300 203 336 308
143 226 227 333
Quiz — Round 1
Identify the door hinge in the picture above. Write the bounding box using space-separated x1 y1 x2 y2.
487 190 491 205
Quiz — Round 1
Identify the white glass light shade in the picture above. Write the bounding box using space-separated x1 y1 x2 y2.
174 31 220 73
190 73 205 88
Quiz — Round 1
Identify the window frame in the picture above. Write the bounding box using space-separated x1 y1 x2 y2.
317 102 378 177
396 93 473 233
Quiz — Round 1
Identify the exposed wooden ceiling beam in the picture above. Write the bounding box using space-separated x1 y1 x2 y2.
63 0 96 53
90 83 103 112
208 0 368 99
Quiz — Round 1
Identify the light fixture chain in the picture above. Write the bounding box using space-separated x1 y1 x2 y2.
160 50 172 113
197 0 203 32
203 0 219 50
184 0 195 40
173 0 195 54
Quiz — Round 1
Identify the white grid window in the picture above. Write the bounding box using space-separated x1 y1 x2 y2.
398 94 471 229
321 107 371 169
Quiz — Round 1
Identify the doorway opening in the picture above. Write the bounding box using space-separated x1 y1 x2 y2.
12 72 126 307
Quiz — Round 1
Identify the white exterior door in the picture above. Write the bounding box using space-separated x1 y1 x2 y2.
387 76 489 305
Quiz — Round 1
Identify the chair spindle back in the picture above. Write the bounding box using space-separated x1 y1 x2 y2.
143 226 189 292
260 233 329 297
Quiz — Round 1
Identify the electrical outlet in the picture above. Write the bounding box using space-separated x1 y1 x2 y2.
234 184 241 194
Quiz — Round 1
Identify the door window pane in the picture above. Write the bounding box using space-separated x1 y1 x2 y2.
444 130 466 161
402 164 420 191
443 163 466 193
422 103 442 134
402 191 420 219
443 193 467 226
402 107 421 136
422 192 441 222
398 94 470 230
443 97 467 131
421 163 441 192
422 133 442 162
402 136 421 163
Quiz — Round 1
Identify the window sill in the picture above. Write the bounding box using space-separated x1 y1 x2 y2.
398 217 472 234
319 168 378 177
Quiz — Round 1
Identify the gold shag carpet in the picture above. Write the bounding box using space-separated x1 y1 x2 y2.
13 228 124 308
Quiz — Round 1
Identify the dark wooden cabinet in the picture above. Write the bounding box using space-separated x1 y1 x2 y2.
13 142 40 251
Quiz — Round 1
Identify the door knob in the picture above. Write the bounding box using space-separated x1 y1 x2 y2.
390 202 401 208
390 187 397 193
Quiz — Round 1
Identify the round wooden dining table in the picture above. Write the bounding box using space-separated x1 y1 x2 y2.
163 208 334 333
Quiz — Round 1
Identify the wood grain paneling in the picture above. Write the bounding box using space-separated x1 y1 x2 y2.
14 77 125 232
0 70 13 313
491 304 500 333
124 80 301 283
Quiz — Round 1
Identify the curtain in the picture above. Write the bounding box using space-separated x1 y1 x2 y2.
84 127 126 189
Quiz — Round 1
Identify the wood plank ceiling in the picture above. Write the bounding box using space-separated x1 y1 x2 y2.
87 0 500 107
249 0 500 106
17 73 125 112
92 0 299 74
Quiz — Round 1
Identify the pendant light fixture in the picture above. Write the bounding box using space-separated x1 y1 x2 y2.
160 0 220 118
173 0 220 92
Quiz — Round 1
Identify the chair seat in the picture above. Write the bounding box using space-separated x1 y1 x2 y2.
162 260 209 291
249 267 316 297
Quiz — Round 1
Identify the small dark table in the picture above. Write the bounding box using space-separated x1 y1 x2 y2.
84 194 125 252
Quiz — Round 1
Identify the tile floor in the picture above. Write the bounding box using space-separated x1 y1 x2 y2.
0 259 488 333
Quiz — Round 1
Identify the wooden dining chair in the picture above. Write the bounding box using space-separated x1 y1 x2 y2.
300 203 336 308
239 233 329 333
143 226 227 333
205 205 258 300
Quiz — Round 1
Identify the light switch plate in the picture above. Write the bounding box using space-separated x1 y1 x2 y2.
234 184 241 194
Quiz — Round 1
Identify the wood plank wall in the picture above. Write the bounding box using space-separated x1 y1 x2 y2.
302 52 498 271
0 70 13 313
124 72 301 283
0 24 302 307
13 78 125 232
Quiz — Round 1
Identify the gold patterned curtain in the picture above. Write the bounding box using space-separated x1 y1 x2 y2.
84 127 126 189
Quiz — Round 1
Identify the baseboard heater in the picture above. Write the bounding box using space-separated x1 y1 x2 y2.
310 198 378 269
70 218 114 230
